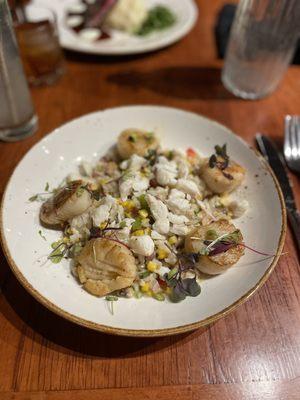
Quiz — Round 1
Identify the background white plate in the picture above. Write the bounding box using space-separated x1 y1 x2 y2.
1 106 286 336
32 0 198 55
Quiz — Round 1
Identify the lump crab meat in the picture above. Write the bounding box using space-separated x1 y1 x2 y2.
76 238 137 297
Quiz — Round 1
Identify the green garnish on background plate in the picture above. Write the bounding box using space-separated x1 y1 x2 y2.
137 6 176 36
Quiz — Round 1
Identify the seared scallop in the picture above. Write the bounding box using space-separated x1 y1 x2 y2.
76 238 137 297
40 180 93 226
185 219 244 275
201 158 245 194
117 129 159 159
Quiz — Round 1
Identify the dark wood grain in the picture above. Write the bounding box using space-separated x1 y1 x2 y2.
1 0 300 398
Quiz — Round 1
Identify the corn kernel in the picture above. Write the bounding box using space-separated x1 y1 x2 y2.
133 229 144 236
122 200 135 210
125 211 132 218
99 222 107 230
144 227 151 235
157 248 169 260
153 292 165 301
195 193 204 201
140 282 150 292
100 178 112 186
168 235 178 245
147 261 157 272
220 194 230 206
138 209 148 218
165 287 172 295
63 237 69 244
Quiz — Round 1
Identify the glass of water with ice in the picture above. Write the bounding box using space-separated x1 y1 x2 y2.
0 0 37 141
222 0 300 100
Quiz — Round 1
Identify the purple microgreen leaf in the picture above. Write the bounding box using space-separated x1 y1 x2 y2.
222 171 233 180
181 278 201 297
209 242 236 256
209 154 217 168
169 285 186 303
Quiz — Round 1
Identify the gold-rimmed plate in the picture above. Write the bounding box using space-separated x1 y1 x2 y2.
0 106 286 337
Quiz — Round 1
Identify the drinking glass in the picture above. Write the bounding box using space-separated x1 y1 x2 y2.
0 0 37 142
15 4 65 86
222 0 300 99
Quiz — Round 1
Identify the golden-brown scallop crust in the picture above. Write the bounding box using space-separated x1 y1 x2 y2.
76 238 137 297
40 180 93 226
117 129 160 159
201 158 246 194
185 219 244 275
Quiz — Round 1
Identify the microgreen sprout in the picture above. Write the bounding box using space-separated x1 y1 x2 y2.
105 295 118 315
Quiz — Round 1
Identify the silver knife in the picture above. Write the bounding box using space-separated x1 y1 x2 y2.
256 134 300 253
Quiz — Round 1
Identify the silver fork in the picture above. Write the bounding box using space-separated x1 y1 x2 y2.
284 115 300 173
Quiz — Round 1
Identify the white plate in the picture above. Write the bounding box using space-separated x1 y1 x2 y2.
0 106 286 337
32 0 198 55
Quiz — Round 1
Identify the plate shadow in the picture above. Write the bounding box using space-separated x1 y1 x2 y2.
0 248 207 358
107 66 235 100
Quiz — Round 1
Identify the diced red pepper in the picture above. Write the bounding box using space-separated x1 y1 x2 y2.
158 278 167 289
187 147 196 158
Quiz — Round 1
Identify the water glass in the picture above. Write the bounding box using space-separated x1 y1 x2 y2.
0 0 37 142
222 0 300 99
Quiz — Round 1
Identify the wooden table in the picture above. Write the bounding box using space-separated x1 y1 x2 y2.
1 1 300 398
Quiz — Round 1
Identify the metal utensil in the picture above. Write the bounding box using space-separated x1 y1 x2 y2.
284 115 300 173
256 134 300 254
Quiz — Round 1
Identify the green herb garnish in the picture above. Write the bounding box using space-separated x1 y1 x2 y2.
128 134 137 143
153 293 165 301
138 194 150 213
131 217 143 232
223 230 241 244
208 144 229 170
138 194 147 209
91 190 101 201
164 253 201 303
76 186 85 197
105 295 118 301
139 270 151 279
48 245 66 263
167 267 178 280
51 240 63 249
69 243 83 258
133 289 142 299
137 6 176 36
29 194 39 202
38 230 46 241
168 278 201 303
105 295 118 315
205 229 218 241
48 240 67 263
209 154 217 168
215 144 228 159
145 132 155 143
167 150 174 160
